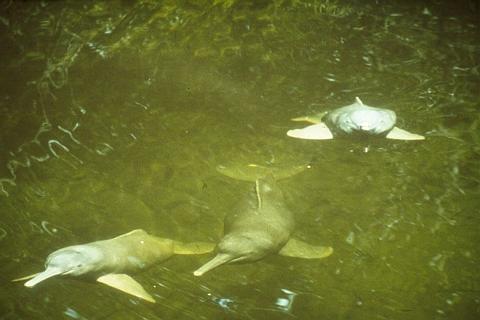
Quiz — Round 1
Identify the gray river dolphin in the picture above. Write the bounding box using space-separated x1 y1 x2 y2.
194 171 333 276
14 229 214 302
287 97 425 140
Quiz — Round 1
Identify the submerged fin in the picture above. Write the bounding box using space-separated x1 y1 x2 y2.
386 126 425 140
279 238 333 259
12 273 40 283
217 163 308 182
96 274 155 303
172 241 215 255
291 111 328 124
193 253 233 276
287 123 334 140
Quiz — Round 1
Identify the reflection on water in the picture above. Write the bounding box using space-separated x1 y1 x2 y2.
0 0 479 319
64 307 86 320
275 288 297 312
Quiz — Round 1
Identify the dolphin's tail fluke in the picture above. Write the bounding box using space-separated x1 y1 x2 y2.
216 163 308 182
23 267 64 287
193 253 233 276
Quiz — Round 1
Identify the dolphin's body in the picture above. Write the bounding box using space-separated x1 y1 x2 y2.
15 229 213 302
194 174 332 276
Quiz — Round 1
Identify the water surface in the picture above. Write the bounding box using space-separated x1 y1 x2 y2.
0 1 479 319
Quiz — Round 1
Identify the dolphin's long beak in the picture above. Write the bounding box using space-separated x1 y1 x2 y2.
193 253 233 276
24 267 64 287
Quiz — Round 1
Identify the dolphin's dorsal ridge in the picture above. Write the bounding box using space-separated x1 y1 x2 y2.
355 96 364 106
96 274 155 303
386 126 425 140
113 229 147 239
279 238 333 259
172 241 215 255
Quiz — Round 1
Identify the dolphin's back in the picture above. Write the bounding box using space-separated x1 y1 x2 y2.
88 230 175 273
224 175 294 248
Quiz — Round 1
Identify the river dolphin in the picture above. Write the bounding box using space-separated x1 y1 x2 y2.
14 229 214 302
287 97 425 140
194 166 333 276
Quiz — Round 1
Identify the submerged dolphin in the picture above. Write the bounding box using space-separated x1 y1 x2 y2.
194 171 332 276
287 97 425 140
14 229 214 302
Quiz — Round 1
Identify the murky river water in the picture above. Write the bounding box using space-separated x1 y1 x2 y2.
0 1 479 319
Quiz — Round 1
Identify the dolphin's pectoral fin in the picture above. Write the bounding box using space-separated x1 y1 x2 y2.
287 123 334 140
96 274 155 303
172 241 215 255
279 238 333 259
12 273 40 282
386 126 425 140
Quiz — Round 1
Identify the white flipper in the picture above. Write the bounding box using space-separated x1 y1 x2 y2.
287 123 334 140
386 126 425 140
279 238 333 259
96 274 155 303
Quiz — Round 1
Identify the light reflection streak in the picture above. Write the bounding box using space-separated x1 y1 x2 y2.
48 139 70 158
134 101 149 110
0 227 7 240
7 158 31 179
41 221 58 235
95 143 114 156
0 178 16 196
29 221 43 234
275 288 297 312
64 307 86 320
213 297 234 310
29 220 72 236
30 154 50 162
58 125 81 144
47 139 84 166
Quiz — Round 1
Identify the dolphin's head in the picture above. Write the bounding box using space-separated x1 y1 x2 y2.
193 233 272 276
24 245 104 287
218 234 272 262
46 245 104 276
329 105 396 135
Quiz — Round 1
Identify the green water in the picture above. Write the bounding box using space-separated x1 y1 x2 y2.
1 1 479 319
